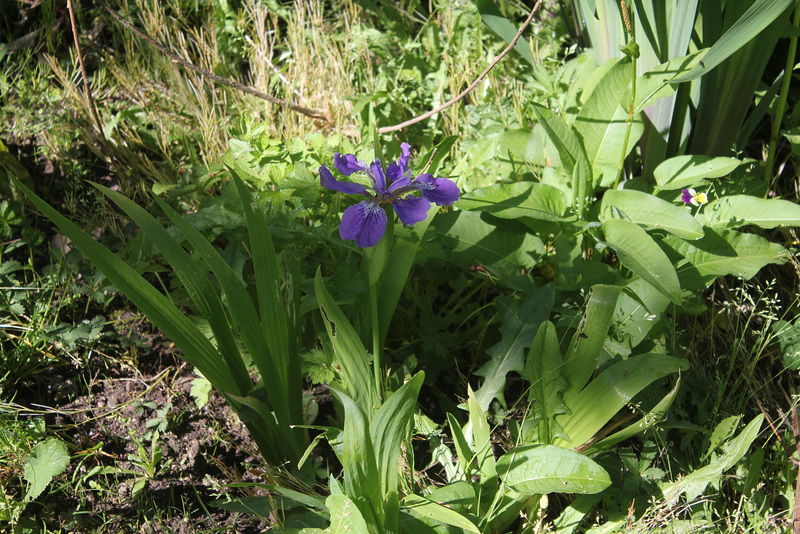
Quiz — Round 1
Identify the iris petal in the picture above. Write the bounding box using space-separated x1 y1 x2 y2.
320 165 368 196
414 174 460 205
370 159 388 193
339 200 387 248
393 195 431 227
334 153 368 176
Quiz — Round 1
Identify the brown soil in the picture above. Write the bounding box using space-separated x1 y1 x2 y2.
18 339 276 533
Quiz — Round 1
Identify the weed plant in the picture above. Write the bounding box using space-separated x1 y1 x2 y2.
3 0 800 532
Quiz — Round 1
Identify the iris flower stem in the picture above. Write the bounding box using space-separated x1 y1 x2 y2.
365 216 393 399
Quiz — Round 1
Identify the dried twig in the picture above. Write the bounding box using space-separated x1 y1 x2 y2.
96 0 328 120
66 0 106 141
378 0 544 134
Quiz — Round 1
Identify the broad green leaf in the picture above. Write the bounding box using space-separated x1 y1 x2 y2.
702 195 800 230
523 321 569 444
329 387 382 526
590 375 682 453
662 228 788 289
773 319 800 371
429 210 545 292
603 218 681 304
601 189 703 239
672 0 794 83
23 439 69 503
403 494 481 534
612 278 671 353
496 444 611 495
315 270 378 417
326 494 371 534
457 182 570 222
476 0 535 66
562 285 622 396
661 415 763 503
532 104 592 200
556 354 688 449
474 285 556 411
574 58 644 187
654 155 743 190
424 481 475 512
634 52 706 113
371 372 424 497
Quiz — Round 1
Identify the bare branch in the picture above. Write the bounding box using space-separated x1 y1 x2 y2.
378 1 543 134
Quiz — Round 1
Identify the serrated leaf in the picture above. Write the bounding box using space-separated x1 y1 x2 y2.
702 195 800 230
496 444 611 495
474 285 556 411
601 189 703 239
23 439 70 503
603 218 681 303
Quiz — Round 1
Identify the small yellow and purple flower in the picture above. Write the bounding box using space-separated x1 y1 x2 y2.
681 188 708 207
320 143 460 247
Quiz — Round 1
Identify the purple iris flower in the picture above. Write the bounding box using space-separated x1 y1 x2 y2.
320 143 460 247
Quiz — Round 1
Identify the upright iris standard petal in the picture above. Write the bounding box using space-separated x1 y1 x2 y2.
413 174 461 205
370 159 388 192
386 143 412 185
334 153 369 176
393 195 431 227
340 200 388 248
320 165 368 196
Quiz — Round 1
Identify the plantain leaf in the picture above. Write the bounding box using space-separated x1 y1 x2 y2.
701 195 800 230
603 218 681 303
457 182 570 222
601 189 704 239
662 228 788 289
523 321 569 444
562 284 622 396
496 444 611 495
555 354 689 450
574 58 644 187
653 155 743 190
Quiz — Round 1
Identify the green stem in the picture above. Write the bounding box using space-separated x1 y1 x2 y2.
365 216 393 399
764 2 800 189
